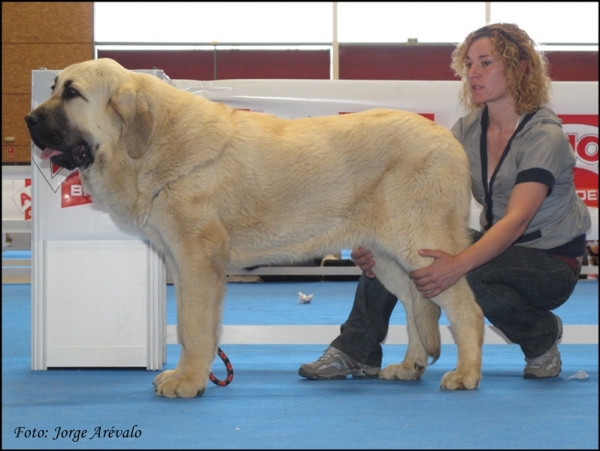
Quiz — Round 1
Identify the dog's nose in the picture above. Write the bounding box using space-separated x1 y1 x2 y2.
24 113 39 127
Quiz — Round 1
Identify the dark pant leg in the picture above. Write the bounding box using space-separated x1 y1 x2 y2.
466 232 580 358
331 273 398 367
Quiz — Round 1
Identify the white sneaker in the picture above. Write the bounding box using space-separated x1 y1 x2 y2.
524 315 562 379
298 347 380 380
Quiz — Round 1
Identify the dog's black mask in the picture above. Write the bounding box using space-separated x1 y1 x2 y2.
25 110 95 171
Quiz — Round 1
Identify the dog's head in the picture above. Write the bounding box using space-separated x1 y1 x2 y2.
25 58 155 171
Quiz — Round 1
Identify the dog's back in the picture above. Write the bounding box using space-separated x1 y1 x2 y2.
194 108 472 269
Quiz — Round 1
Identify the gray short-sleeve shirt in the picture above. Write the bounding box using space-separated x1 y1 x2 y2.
451 106 591 255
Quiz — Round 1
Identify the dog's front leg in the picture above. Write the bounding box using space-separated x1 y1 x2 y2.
153 241 228 398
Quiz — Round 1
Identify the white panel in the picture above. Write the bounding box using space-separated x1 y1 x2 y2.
47 346 147 367
45 241 148 366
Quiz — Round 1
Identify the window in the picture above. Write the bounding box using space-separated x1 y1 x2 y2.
337 2 485 43
491 2 598 46
95 2 598 47
94 2 332 44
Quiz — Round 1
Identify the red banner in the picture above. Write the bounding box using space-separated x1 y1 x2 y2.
560 115 599 209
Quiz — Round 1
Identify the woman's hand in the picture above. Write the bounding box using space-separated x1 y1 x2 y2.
409 250 467 298
409 182 549 298
351 247 376 278
352 246 467 289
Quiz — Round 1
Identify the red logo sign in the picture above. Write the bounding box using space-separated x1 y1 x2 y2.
60 171 93 208
22 179 31 219
11 179 32 220
339 112 435 121
560 115 598 208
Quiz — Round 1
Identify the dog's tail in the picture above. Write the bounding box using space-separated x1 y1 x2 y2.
412 292 441 364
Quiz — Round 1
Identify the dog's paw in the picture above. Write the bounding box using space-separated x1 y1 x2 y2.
440 370 480 390
153 369 177 387
379 362 425 380
153 370 206 398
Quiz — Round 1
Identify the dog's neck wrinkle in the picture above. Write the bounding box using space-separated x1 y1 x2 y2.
135 104 234 192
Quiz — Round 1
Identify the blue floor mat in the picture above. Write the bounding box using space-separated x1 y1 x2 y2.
3 281 598 449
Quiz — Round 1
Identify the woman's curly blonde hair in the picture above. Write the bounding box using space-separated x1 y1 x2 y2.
451 23 551 115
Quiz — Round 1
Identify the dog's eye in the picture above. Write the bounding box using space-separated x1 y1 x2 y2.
61 83 87 102
66 87 80 98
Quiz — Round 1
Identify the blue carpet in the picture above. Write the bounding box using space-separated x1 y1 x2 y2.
217 280 599 325
2 282 599 449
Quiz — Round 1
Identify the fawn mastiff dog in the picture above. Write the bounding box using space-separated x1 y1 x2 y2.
25 59 483 398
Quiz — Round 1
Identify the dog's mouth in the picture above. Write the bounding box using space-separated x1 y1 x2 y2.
39 141 94 171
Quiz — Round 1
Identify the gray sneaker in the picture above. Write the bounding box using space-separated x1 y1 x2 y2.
523 315 563 379
298 346 380 380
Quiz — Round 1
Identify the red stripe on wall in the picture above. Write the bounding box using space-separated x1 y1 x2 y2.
99 46 598 81
97 50 215 79
216 49 330 80
545 51 599 82
98 49 330 80
339 44 457 80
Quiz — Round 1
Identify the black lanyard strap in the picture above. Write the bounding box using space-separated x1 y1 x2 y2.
480 107 535 230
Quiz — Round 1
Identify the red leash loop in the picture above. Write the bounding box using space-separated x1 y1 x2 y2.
208 347 234 386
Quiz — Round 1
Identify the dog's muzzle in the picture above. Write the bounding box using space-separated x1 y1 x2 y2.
25 112 95 171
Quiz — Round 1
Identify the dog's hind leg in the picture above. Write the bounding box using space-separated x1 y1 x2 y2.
373 257 441 381
434 278 483 390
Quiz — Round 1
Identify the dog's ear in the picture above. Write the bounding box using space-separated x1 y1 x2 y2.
110 81 155 159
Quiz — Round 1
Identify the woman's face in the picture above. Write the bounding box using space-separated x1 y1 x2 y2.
465 37 511 107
